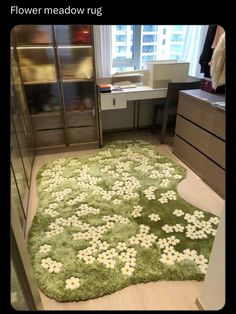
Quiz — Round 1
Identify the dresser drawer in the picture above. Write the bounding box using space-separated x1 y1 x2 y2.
101 93 127 110
175 115 225 168
173 135 225 198
178 93 225 140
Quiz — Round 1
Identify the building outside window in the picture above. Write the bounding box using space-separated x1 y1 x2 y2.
112 25 187 73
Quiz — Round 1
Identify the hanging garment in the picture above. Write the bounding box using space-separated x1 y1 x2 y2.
211 25 225 49
210 32 225 90
199 25 217 77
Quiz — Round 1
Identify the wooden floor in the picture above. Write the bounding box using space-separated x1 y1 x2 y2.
27 130 225 310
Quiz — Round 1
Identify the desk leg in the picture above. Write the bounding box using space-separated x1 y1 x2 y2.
132 100 140 130
160 111 168 144
133 101 136 130
137 100 140 129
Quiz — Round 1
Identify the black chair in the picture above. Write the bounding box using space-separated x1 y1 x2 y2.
151 81 201 143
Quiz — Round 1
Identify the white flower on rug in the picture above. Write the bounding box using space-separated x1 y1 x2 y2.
194 254 208 265
143 186 157 200
193 210 205 219
166 236 180 246
157 238 169 249
112 199 122 205
160 179 171 188
160 253 176 265
104 259 116 269
48 261 62 273
148 213 161 222
172 209 185 217
209 216 220 225
198 264 208 274
163 246 175 254
41 257 62 273
183 249 198 261
44 208 59 217
121 264 135 276
65 277 81 290
172 224 185 233
173 174 183 179
162 224 174 233
84 256 96 265
158 190 177 203
116 242 128 251
39 244 51 254
131 205 143 218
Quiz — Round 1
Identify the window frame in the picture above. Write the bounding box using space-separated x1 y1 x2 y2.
112 25 141 70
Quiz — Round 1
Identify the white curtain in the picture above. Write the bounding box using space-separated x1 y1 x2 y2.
181 25 208 77
93 25 112 78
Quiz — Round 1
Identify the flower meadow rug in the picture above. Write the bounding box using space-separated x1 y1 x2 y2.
28 139 219 302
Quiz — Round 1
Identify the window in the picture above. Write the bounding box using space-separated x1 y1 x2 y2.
171 34 183 42
170 44 182 52
143 35 157 43
116 25 127 31
116 35 126 42
116 46 127 53
143 25 157 32
142 45 156 53
172 25 184 31
142 55 155 62
112 25 187 72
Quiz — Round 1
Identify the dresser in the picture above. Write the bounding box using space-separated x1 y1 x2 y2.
173 89 225 198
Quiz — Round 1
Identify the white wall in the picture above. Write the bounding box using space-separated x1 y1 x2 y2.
197 210 225 310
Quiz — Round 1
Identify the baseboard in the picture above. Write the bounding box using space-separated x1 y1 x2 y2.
195 297 205 310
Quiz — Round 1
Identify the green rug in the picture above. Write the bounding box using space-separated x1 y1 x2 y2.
28 139 219 302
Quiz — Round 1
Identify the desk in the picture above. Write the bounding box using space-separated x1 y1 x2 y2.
98 85 167 146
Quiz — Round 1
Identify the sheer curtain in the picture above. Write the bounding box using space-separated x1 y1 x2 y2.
181 25 208 77
93 25 112 78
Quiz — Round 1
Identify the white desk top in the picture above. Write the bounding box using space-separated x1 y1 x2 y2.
101 85 167 102
111 85 167 94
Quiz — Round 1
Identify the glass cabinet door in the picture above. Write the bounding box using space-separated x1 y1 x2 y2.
11 167 26 230
11 261 29 310
11 120 29 217
12 25 66 147
11 48 35 167
11 81 33 184
54 25 98 144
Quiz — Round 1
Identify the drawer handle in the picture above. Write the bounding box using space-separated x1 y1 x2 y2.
113 98 116 106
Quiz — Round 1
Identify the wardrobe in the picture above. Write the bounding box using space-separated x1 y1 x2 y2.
11 25 100 152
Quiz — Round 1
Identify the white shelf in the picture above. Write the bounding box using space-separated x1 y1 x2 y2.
17 46 54 49
23 80 57 85
57 45 92 49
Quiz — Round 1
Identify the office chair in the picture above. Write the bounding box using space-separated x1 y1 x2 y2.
151 81 201 143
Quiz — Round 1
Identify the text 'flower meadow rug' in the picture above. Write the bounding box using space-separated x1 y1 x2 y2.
28 140 219 302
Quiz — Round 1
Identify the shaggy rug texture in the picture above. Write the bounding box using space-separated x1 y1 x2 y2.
28 139 219 302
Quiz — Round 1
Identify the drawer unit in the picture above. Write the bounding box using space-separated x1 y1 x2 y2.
178 92 225 140
173 89 225 198
101 93 127 110
175 115 225 168
173 135 225 198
